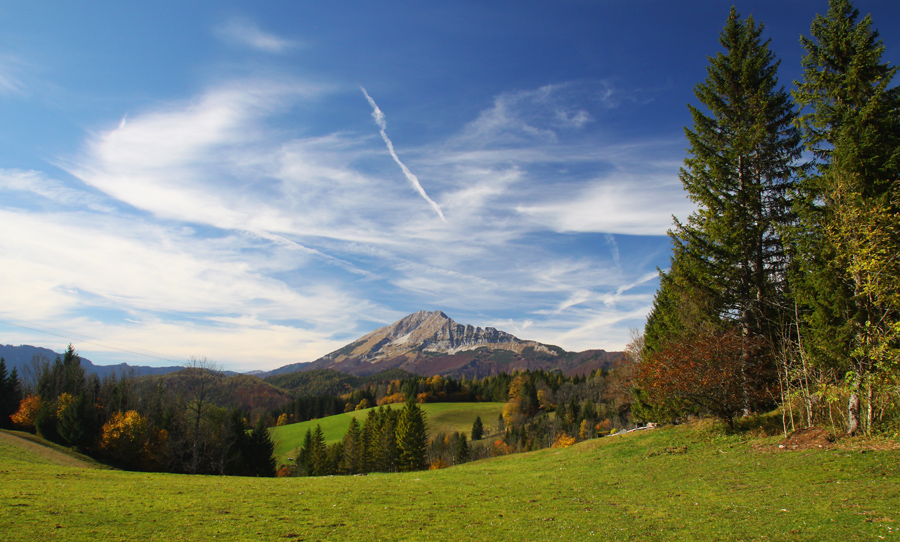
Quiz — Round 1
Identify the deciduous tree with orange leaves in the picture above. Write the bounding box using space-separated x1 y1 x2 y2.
637 328 775 428
10 395 42 432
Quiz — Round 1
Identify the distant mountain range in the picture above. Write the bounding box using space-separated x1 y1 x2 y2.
2 311 623 382
269 310 623 379
0 344 184 380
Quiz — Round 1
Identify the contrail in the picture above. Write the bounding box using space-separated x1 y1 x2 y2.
361 87 446 222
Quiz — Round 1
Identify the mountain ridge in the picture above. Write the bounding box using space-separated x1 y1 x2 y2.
273 310 622 378
0 344 183 380
3 311 623 380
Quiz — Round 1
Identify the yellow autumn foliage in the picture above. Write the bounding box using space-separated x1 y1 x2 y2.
11 395 42 431
552 432 576 448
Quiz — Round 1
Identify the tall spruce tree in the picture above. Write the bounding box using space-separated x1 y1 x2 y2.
792 0 900 435
673 7 801 338
396 399 428 472
310 424 328 476
340 417 364 474
644 8 802 417
247 417 277 477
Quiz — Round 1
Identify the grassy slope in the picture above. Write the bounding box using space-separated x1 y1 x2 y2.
1 422 898 541
0 430 107 469
270 402 505 464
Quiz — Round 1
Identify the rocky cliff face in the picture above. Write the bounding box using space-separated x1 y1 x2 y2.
321 310 555 363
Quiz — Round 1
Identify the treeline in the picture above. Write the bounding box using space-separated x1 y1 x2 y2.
280 366 638 477
265 368 413 397
3 345 638 476
5 347 276 476
268 372 473 423
490 370 635 454
636 1 900 436
269 367 635 432
288 401 429 477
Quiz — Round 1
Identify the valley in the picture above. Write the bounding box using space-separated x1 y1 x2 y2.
2 420 897 541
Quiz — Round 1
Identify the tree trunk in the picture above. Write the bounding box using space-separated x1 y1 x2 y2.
740 319 751 417
847 390 860 436
192 415 201 474
866 380 874 436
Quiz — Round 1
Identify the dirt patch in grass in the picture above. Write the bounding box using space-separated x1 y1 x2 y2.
753 426 900 453
751 426 834 453
780 426 835 450
0 430 101 469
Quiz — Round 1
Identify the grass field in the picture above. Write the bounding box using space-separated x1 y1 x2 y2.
270 402 505 465
1 423 898 541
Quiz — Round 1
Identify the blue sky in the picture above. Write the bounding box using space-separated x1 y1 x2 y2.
1 1 897 371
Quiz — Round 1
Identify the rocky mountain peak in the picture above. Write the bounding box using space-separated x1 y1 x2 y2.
320 310 538 366
288 310 622 378
388 310 450 338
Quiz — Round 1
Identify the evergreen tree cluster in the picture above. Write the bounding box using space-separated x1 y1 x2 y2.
638 0 900 435
0 358 23 430
291 400 429 476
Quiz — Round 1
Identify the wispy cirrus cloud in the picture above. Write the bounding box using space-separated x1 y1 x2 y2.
455 81 631 147
0 169 114 212
0 54 25 95
215 17 296 53
3 73 680 367
516 168 691 236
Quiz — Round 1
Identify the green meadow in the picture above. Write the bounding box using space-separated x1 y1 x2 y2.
271 402 505 465
2 422 898 541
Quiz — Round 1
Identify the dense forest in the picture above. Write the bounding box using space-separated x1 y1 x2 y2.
635 1 900 437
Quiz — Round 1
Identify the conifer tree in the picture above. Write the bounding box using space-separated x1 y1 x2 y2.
0 359 22 429
247 417 277 477
219 409 249 475
363 407 398 472
454 432 469 465
310 424 327 475
644 8 801 418
792 0 900 435
471 415 484 441
673 7 801 339
396 399 427 472
340 417 364 474
296 428 314 475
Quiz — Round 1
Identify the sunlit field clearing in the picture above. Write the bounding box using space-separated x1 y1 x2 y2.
270 402 505 465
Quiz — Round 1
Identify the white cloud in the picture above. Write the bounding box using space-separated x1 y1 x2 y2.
215 18 296 53
0 209 362 319
70 80 327 230
517 172 691 236
0 54 25 95
454 81 634 148
0 169 114 212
